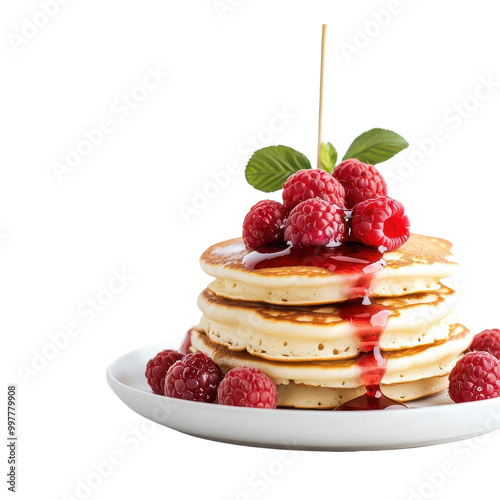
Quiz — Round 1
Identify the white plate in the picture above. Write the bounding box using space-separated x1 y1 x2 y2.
107 343 500 451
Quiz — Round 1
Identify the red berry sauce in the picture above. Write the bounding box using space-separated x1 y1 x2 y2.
242 243 407 411
335 301 406 410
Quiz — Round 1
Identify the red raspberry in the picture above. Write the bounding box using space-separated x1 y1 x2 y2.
351 196 410 251
282 169 345 212
217 367 278 409
179 329 192 355
333 158 387 208
165 351 224 403
145 349 184 395
468 329 500 359
284 198 347 247
242 200 286 250
448 351 500 403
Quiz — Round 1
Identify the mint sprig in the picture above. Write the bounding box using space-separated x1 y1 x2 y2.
245 145 311 192
244 128 408 193
342 128 409 165
320 142 337 173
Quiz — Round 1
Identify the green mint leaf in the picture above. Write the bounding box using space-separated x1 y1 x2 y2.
245 145 311 192
320 142 337 173
342 128 409 165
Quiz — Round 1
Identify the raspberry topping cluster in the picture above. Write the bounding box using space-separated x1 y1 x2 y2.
242 159 410 252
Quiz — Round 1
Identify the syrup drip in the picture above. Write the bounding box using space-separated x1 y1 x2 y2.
242 242 385 275
335 302 406 411
243 243 407 411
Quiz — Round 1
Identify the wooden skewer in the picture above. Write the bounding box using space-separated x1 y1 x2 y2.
317 24 327 169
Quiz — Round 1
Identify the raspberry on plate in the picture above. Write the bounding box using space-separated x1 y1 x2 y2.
165 351 224 403
282 169 346 212
284 198 347 247
351 196 410 251
180 329 193 355
333 158 387 208
218 367 278 408
145 349 184 395
468 329 500 359
242 199 287 250
448 351 500 403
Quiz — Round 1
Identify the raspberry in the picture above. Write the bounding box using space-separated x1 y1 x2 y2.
165 351 224 403
145 349 184 395
448 351 500 403
217 367 278 409
282 169 345 212
180 329 192 355
242 199 286 250
284 198 347 247
468 329 500 359
351 196 410 251
332 158 387 208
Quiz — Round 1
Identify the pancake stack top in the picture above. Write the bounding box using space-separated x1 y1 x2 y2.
192 233 472 409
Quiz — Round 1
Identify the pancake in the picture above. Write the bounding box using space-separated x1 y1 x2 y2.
200 233 458 305
197 286 457 361
276 376 450 409
191 324 473 408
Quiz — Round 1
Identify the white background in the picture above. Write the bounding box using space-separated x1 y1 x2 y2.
2 1 500 499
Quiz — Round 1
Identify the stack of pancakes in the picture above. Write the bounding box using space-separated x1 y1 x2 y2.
191 234 472 409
